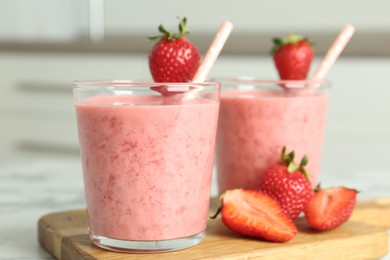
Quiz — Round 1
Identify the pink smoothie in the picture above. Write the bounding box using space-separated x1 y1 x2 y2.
217 89 329 194
76 95 219 241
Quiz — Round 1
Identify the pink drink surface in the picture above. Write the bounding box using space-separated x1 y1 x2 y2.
217 89 328 194
76 95 219 241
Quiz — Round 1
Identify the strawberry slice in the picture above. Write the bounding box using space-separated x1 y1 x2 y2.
304 186 358 230
214 189 297 242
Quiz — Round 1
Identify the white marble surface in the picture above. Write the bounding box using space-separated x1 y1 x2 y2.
0 159 85 259
0 157 389 259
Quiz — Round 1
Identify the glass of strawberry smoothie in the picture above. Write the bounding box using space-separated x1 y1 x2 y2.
215 78 330 194
73 81 220 253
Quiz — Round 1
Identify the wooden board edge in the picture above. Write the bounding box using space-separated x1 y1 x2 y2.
38 209 89 259
38 213 63 259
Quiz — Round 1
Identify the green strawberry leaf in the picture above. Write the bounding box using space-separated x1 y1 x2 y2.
287 162 300 173
148 17 190 42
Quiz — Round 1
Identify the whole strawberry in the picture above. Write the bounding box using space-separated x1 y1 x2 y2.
148 17 200 82
304 186 358 230
211 189 297 242
259 147 313 220
272 34 314 80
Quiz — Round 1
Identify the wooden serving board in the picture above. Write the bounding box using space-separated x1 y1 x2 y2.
38 198 390 260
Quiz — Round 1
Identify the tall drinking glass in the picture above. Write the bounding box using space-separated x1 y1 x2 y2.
74 81 220 253
215 78 330 194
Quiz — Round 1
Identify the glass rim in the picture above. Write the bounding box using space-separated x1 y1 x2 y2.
211 77 331 89
73 80 220 88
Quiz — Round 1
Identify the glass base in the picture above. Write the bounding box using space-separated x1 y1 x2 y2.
90 231 205 253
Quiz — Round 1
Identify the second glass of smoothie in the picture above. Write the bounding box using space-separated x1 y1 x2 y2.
74 81 220 253
216 78 330 194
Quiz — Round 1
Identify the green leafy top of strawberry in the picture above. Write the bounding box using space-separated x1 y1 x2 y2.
148 17 190 42
271 34 310 54
280 146 310 179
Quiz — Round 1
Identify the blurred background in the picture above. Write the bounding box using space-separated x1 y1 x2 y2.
1 0 389 192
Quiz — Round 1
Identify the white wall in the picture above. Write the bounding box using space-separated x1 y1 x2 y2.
0 0 88 41
0 0 389 42
105 0 390 34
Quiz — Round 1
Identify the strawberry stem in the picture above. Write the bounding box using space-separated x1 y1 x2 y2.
178 17 190 35
287 162 300 173
313 183 321 192
148 17 190 42
280 146 311 180
209 203 222 219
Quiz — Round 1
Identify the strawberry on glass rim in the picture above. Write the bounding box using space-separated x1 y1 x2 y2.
148 17 200 83
272 34 314 80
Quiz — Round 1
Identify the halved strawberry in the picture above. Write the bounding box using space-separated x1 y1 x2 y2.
304 186 358 230
213 189 297 242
